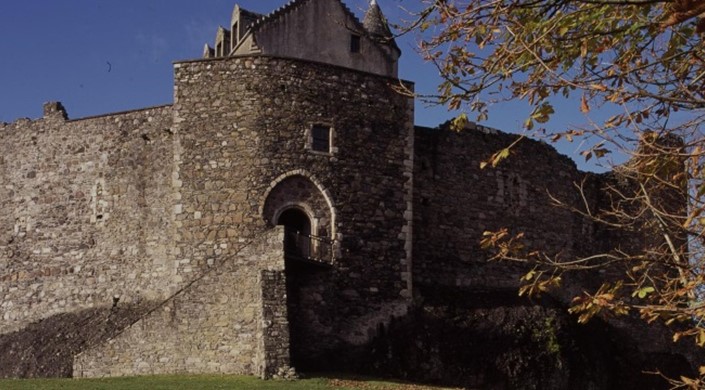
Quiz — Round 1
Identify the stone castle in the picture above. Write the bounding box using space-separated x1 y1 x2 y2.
0 0 698 387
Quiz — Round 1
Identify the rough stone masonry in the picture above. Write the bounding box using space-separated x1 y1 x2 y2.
0 0 699 387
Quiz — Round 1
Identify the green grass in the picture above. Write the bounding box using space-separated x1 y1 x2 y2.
0 374 459 390
0 375 333 390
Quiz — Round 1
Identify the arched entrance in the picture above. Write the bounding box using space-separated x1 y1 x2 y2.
261 173 335 241
261 173 336 371
262 174 335 264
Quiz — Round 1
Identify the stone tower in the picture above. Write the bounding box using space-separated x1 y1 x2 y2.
75 0 413 377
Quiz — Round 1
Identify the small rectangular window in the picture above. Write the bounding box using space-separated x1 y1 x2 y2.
350 34 361 53
311 125 331 153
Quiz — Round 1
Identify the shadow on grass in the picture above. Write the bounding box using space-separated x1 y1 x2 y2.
306 372 466 389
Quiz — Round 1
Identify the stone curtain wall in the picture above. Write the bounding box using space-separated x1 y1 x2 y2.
412 125 601 300
171 54 414 364
74 227 287 377
0 104 177 336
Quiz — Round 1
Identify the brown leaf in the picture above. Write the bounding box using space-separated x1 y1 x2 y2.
580 95 590 113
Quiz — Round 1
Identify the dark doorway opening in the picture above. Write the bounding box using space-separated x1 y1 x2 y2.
277 208 311 235
277 208 314 369
277 208 311 259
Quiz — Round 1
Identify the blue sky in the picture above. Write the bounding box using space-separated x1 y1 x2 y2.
0 0 602 170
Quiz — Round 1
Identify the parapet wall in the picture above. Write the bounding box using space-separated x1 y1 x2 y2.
0 104 177 335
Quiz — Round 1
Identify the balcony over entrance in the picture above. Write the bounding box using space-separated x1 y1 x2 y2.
277 208 333 266
284 231 333 265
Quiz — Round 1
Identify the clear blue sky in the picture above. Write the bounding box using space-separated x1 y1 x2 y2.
0 0 602 170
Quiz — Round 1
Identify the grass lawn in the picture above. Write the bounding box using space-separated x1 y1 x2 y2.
0 374 462 390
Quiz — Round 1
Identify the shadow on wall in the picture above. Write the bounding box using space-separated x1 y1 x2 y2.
0 303 154 378
321 286 695 390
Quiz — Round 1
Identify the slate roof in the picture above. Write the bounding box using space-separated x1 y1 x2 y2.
363 0 393 39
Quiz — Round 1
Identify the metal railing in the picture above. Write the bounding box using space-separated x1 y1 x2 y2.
285 231 334 264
